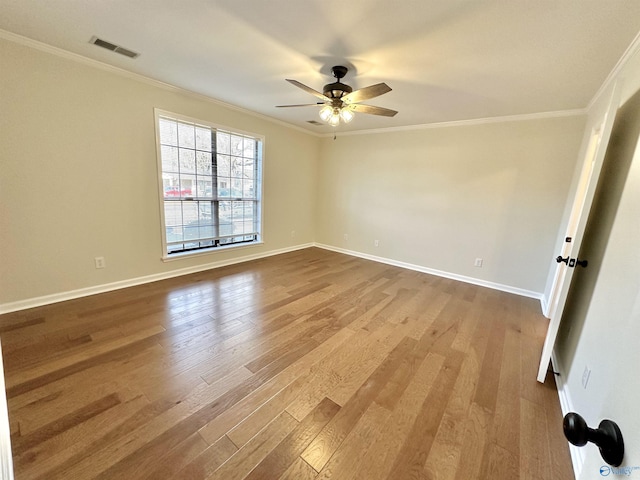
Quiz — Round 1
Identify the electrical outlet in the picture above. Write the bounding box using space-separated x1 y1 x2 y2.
582 365 591 389
474 258 483 267
94 256 106 269
291 230 296 238
344 234 348 241
374 239 379 247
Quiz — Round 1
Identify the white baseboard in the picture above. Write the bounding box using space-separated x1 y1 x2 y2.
551 350 583 480
314 243 543 300
0 243 313 314
0 242 545 314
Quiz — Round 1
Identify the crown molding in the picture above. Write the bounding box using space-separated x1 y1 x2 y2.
587 29 640 112
8 24 636 140
0 29 321 138
322 108 586 137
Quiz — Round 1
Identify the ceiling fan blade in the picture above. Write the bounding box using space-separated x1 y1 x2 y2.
286 79 332 102
276 103 325 108
342 83 392 104
350 104 398 117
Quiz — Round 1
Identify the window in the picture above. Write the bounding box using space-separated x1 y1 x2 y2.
155 110 263 258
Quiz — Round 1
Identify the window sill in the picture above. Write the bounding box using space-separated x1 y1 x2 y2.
161 240 264 262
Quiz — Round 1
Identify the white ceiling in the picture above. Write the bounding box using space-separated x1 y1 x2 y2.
2 0 640 133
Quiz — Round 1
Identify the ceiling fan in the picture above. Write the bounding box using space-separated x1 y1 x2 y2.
276 66 397 126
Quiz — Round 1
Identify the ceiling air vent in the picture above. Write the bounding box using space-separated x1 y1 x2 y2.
306 120 323 126
90 36 139 58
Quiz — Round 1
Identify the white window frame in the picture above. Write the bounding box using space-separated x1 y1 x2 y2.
154 109 264 260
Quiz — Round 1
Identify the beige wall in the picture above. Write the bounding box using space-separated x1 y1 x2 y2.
0 34 587 310
0 38 319 307
316 117 585 294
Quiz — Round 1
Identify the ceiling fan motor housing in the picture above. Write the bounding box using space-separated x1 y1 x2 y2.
323 81 352 99
323 65 352 100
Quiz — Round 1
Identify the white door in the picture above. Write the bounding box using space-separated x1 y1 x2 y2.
537 82 622 383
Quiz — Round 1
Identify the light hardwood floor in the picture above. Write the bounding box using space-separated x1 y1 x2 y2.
0 248 573 479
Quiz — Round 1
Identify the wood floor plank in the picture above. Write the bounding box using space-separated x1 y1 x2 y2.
204 411 298 480
384 349 465 480
11 393 121 456
494 327 522 456
453 402 492 480
5 325 165 398
197 323 354 446
227 328 355 449
278 457 318 480
0 247 573 479
243 397 340 480
283 327 372 422
315 401 390 480
15 393 151 480
174 434 238 479
322 321 402 407
140 431 210 480
520 398 551 480
300 335 418 472
473 315 507 412
351 352 445 480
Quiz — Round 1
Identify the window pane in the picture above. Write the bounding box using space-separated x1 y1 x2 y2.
230 135 243 157
163 173 180 197
196 151 212 175
178 122 195 148
184 223 199 241
180 175 195 196
159 118 178 146
217 132 230 154
230 158 243 179
182 202 198 223
220 222 233 237
245 202 254 218
231 178 242 198
243 179 254 198
179 149 196 174
232 201 243 217
198 201 213 222
219 200 232 236
218 155 231 177
195 126 211 151
243 158 254 180
161 146 179 173
196 180 213 198
199 224 214 239
164 203 182 226
217 179 229 197
243 138 255 159
166 226 183 243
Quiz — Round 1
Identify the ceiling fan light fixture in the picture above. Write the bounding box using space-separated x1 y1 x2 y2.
319 105 354 126
340 107 354 123
319 105 333 122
